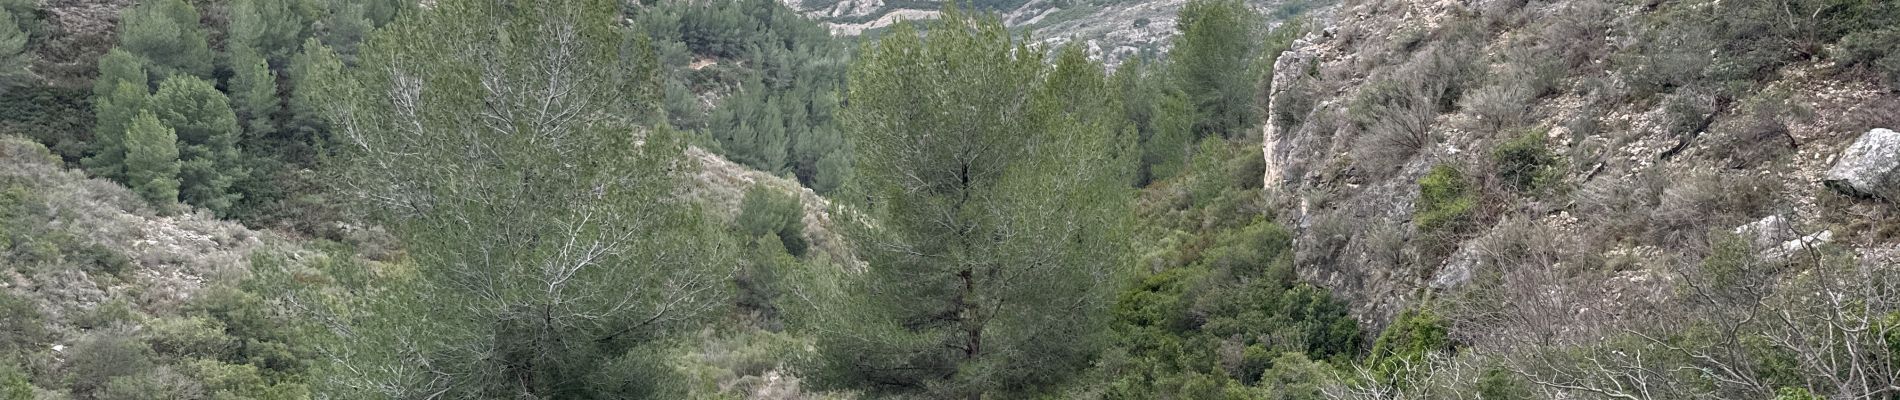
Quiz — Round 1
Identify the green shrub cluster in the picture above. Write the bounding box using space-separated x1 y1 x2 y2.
1103 138 1361 397
1415 164 1476 235
1491 129 1560 193
1364 309 1451 385
737 184 808 257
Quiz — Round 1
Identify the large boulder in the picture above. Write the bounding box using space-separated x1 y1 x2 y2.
1824 128 1900 202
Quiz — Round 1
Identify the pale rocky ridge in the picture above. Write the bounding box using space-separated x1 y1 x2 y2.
779 0 1314 66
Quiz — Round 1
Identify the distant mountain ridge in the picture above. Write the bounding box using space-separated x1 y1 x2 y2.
778 0 1320 65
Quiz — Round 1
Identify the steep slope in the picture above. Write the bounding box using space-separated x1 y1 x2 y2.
1260 0 1900 395
2 136 261 328
684 145 856 269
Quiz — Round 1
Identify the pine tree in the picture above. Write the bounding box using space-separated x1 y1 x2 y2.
228 46 278 135
808 8 1133 398
116 0 214 79
148 75 244 215
1145 88 1196 182
309 0 728 397
123 110 181 212
0 7 29 88
84 50 151 181
227 0 308 60
286 38 341 152
92 49 147 99
315 0 371 56
1171 0 1260 139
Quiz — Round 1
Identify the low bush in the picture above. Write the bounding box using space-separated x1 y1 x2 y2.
1365 308 1452 386
0 291 43 358
65 331 155 397
1837 27 1900 85
1415 164 1476 235
1490 129 1560 193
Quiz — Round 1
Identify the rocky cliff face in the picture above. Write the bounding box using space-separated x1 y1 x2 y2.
1260 0 1900 331
779 0 1316 65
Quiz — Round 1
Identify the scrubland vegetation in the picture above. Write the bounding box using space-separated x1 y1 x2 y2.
0 0 1898 398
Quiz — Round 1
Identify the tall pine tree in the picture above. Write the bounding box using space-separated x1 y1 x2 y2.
123 110 181 212
148 75 244 215
228 46 278 135
805 8 1133 398
0 5 28 88
84 51 149 181
1171 0 1260 139
309 0 732 397
116 0 214 80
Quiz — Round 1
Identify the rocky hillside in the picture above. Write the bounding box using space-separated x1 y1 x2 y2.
779 0 1322 64
1261 0 1900 374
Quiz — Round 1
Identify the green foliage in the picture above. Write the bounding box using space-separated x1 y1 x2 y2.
0 361 29 400
810 8 1134 397
1838 27 1900 85
228 47 278 135
1145 89 1197 183
1476 366 1532 399
85 82 146 182
65 332 156 398
1774 387 1823 400
0 291 44 359
0 86 91 161
0 177 135 276
284 38 342 160
636 0 853 194
227 0 311 61
93 50 148 100
0 6 28 88
142 316 234 361
738 184 807 257
123 110 181 212
148 75 245 215
1172 0 1260 139
95 367 202 400
1415 164 1476 235
184 359 310 400
313 0 733 397
1491 129 1559 193
116 0 213 80
1104 144 1360 399
1256 352 1332 399
1365 309 1451 386
185 285 309 373
1616 0 1900 100
84 51 150 181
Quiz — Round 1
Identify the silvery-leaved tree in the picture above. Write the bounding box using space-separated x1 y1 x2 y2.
797 6 1135 399
309 0 731 397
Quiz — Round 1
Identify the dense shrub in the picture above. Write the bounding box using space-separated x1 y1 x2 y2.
1106 207 1361 396
1476 366 1533 398
1710 94 1799 169
1490 129 1560 193
1836 27 1900 85
737 184 807 257
1365 309 1451 386
1415 164 1476 235
65 331 156 397
0 291 43 358
0 361 30 400
0 87 90 162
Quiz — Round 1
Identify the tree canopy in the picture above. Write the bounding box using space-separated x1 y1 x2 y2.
803 8 1135 398
309 0 733 397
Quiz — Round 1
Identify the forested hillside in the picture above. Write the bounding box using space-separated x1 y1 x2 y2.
0 0 1897 398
